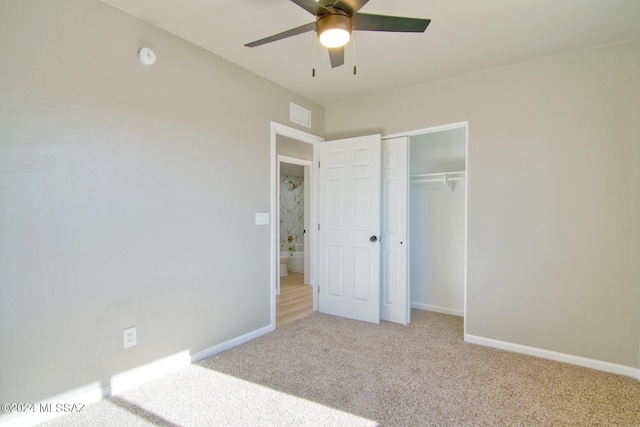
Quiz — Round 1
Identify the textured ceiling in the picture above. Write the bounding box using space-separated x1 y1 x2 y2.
101 0 640 106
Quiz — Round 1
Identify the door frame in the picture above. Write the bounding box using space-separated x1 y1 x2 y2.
384 121 469 328
270 122 324 329
270 121 468 329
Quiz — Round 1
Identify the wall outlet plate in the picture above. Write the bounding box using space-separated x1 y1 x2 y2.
255 212 269 225
123 326 137 349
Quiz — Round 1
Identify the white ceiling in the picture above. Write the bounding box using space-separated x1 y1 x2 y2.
102 0 640 106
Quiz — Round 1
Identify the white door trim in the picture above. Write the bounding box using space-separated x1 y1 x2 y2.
270 122 324 329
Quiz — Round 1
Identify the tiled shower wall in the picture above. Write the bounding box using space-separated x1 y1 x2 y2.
280 175 304 251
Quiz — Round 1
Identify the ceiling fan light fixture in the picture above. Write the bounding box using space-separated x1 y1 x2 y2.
319 28 350 48
317 14 352 48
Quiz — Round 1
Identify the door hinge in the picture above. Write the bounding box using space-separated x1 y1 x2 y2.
317 286 320 293
318 224 320 231
318 161 320 168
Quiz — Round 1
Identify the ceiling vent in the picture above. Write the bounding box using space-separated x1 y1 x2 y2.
289 102 311 128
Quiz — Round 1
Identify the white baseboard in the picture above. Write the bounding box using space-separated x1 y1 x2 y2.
465 334 640 380
0 324 274 427
411 302 463 317
191 324 273 363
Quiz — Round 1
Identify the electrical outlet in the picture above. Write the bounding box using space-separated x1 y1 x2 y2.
123 326 137 349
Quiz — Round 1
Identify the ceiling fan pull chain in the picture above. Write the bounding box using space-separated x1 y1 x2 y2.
353 29 357 75
312 30 317 77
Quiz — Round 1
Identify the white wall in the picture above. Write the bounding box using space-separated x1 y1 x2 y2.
326 40 640 368
410 182 465 315
0 0 324 406
410 129 466 174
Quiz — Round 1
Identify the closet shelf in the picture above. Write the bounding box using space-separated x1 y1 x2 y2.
410 171 465 191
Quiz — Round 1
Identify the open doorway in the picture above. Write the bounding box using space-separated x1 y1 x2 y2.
278 157 311 289
277 157 313 327
270 123 324 329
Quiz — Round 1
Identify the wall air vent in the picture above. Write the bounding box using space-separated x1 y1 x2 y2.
289 102 311 128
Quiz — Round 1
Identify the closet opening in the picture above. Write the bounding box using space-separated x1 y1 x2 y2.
408 125 467 319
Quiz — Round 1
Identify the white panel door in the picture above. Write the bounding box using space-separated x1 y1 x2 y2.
319 134 382 323
381 137 409 324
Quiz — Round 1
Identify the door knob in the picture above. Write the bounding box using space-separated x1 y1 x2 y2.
370 235 378 243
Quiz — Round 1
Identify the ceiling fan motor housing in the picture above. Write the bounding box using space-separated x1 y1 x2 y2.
316 13 353 38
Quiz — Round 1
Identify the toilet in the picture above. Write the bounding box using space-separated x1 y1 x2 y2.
279 255 289 277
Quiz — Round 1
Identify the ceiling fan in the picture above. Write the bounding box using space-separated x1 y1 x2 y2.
245 0 431 69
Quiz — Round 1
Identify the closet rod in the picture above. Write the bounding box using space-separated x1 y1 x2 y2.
410 171 465 179
411 177 465 183
410 173 465 191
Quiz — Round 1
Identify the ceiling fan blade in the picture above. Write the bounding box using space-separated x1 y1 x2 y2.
328 46 345 68
290 0 332 16
353 13 430 32
245 22 316 48
334 0 369 15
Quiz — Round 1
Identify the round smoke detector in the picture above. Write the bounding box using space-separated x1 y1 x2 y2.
138 47 156 65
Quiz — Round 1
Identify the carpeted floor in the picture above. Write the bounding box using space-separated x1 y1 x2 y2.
40 310 640 426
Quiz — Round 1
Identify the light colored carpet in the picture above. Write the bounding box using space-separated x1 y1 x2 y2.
40 310 640 426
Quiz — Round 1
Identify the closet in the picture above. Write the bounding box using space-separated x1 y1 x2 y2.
409 127 466 317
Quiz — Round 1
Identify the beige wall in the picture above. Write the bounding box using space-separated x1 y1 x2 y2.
0 0 323 405
277 135 314 161
326 40 640 368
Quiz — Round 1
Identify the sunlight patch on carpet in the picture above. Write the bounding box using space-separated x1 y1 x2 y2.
85 365 378 427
